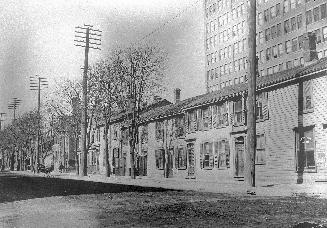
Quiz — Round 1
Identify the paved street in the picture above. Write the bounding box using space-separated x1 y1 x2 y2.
1 171 327 227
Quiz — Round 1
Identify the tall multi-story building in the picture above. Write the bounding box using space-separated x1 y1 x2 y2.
204 0 327 92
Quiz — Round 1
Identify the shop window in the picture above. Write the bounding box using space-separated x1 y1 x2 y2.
214 139 230 168
200 142 213 169
155 149 164 170
256 134 266 165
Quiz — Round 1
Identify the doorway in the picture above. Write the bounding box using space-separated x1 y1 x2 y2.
235 136 245 177
113 148 126 176
137 155 147 176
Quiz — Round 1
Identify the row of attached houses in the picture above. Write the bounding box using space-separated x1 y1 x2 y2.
91 57 327 185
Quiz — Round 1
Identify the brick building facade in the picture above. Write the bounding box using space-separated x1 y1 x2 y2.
204 0 327 93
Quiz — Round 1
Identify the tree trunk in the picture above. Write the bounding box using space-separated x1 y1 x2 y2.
75 132 79 176
104 120 111 177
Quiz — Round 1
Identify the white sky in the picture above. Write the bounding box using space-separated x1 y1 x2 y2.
0 0 205 126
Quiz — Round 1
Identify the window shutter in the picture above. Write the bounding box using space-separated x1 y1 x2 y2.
175 148 179 169
225 141 230 168
262 92 269 119
214 141 219 168
209 106 213 129
185 112 189 134
155 150 159 169
198 109 203 131
229 101 234 126
200 143 204 169
209 142 214 168
212 105 218 128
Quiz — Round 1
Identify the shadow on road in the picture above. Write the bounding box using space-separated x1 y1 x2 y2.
0 171 176 203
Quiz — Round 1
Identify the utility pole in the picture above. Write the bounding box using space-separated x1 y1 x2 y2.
8 98 22 121
30 75 48 172
245 0 257 189
74 24 101 176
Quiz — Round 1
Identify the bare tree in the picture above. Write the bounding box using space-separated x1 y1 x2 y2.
123 45 167 179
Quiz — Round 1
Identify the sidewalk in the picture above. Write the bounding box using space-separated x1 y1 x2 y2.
14 170 327 198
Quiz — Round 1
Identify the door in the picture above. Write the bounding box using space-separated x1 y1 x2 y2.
137 155 147 176
167 149 174 178
113 148 126 176
235 136 245 177
187 143 195 177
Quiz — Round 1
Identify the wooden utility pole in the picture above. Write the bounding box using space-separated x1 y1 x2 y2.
245 0 257 188
30 75 48 172
74 24 101 176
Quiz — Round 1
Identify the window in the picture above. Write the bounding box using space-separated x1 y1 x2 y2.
291 17 296 31
303 80 313 110
258 12 263 26
268 67 273 75
279 63 284 71
265 28 271 41
276 3 281 16
297 14 303 29
202 107 211 130
256 134 266 165
273 45 278 58
286 60 293 69
284 0 290 13
121 128 129 145
264 9 269 23
285 40 292 53
323 27 327 42
271 25 277 39
290 0 296 9
266 47 271 61
213 102 228 128
234 98 244 125
292 38 298 52
306 10 313 25
284 19 290 33
201 142 213 169
175 116 185 137
260 50 265 63
176 147 187 169
278 43 284 56
270 6 276 19
155 149 164 169
215 140 230 168
298 35 304 49
294 58 300 67
188 110 197 132
315 29 322 44
273 65 279 73
256 92 268 120
295 128 315 170
155 121 164 140
321 3 327 19
277 23 282 37
313 6 320 22
141 125 148 144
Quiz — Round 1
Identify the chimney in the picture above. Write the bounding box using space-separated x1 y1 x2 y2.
174 88 181 104
303 32 318 66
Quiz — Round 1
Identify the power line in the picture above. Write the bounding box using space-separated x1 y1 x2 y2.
135 0 202 45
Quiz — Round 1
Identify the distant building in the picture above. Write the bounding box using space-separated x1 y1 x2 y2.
95 58 327 185
204 0 327 92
